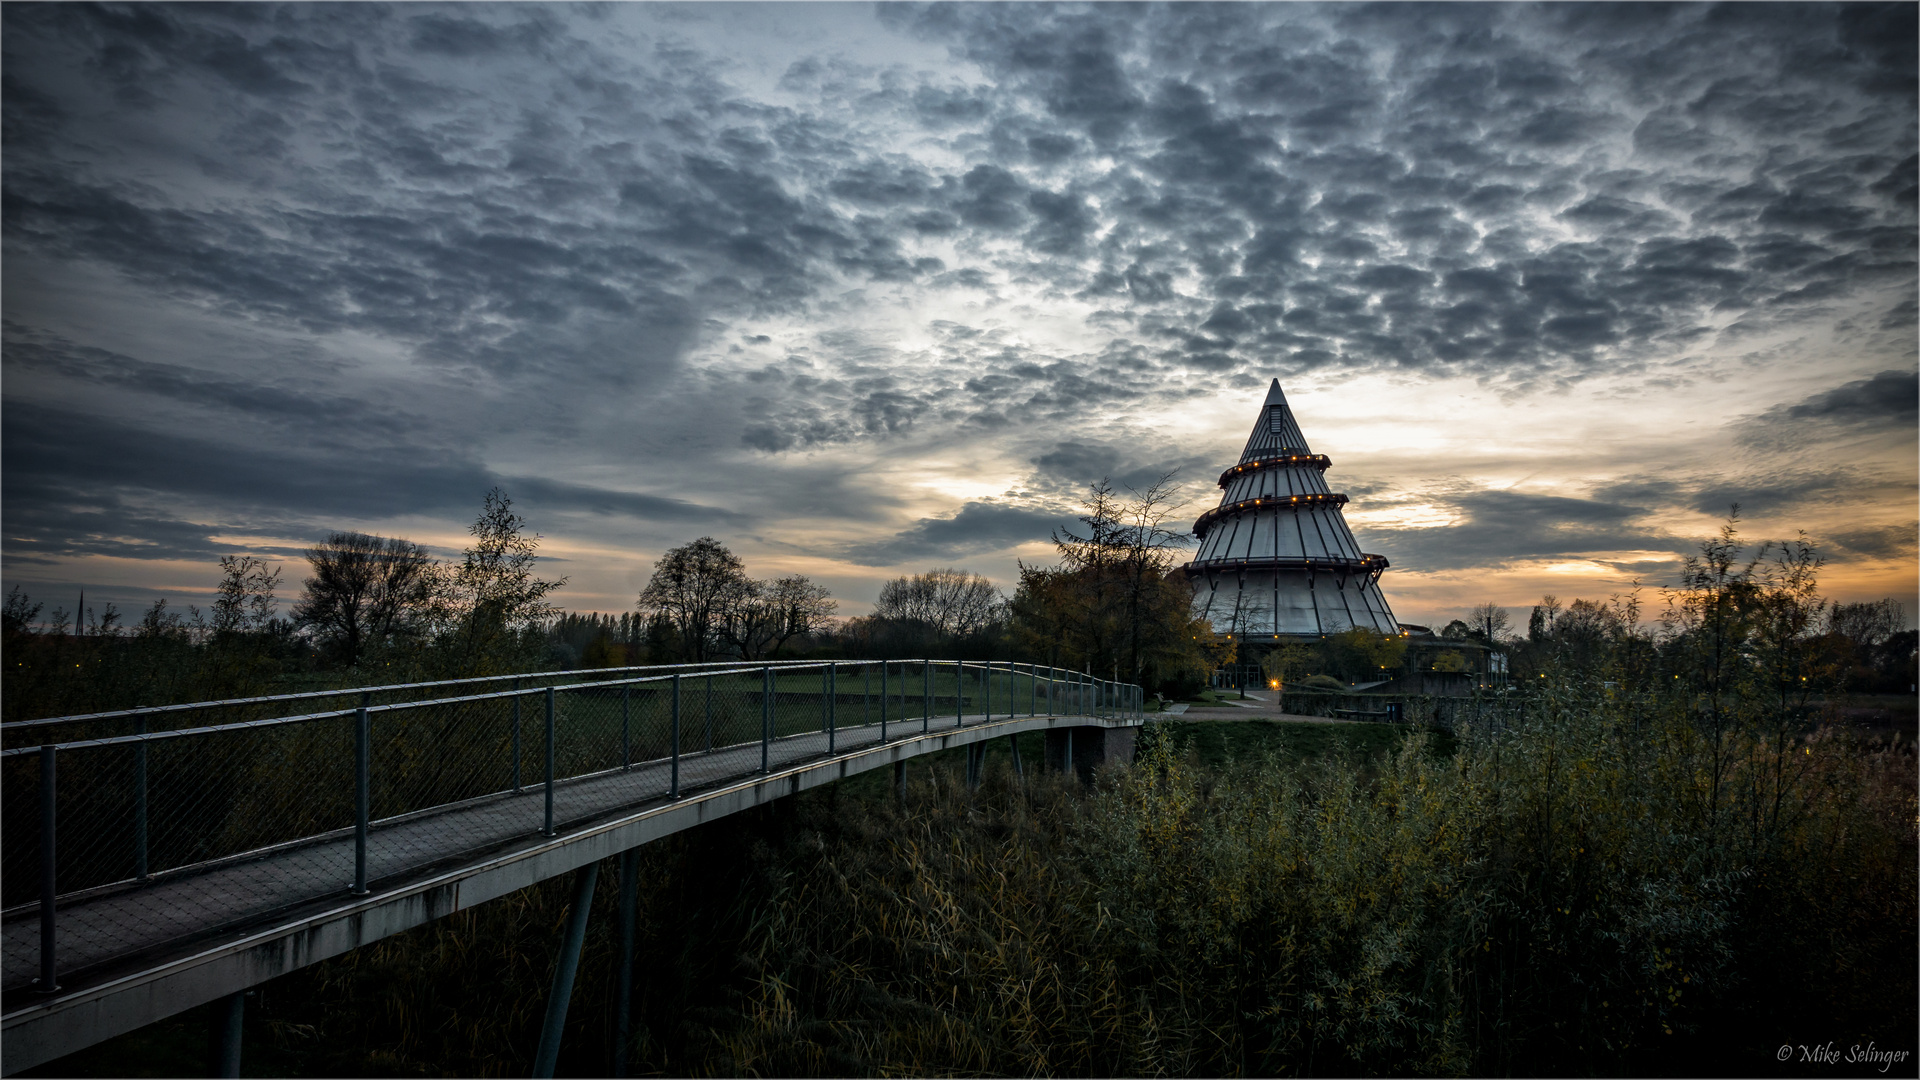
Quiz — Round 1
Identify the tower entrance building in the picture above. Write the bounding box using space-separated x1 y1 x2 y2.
1188 379 1398 641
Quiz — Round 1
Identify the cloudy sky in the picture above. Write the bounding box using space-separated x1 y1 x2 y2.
4 2 1915 632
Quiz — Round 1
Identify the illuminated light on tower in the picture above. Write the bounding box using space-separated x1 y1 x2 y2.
1186 379 1398 640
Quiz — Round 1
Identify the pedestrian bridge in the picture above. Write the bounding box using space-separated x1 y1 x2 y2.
0 659 1143 1074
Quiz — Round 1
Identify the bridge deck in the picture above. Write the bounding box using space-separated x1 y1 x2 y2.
2 708 1134 1073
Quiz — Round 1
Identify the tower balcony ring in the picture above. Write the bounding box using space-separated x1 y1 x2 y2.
1187 554 1389 574
1191 492 1350 538
1216 454 1332 489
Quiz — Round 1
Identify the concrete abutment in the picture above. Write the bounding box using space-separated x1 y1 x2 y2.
1044 725 1136 782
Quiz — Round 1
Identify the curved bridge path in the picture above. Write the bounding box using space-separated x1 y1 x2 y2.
1 661 1142 1074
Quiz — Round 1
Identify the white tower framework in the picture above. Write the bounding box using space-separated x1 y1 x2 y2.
1188 379 1398 639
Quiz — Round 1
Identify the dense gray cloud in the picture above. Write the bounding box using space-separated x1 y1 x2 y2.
1359 458 1915 577
1737 368 1919 451
2 2 1914 614
843 500 1073 566
1359 483 1683 573
1770 369 1918 425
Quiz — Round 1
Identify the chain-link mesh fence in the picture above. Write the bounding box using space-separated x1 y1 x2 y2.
0 662 839 751
2 661 1141 995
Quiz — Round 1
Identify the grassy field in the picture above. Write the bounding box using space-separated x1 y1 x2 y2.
1174 716 1456 769
1822 692 1917 743
826 716 1451 804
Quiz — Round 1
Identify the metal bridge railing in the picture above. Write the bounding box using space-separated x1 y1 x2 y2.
2 659 1142 995
0 660 851 748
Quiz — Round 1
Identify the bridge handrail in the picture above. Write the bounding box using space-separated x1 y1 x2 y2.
0 659 828 731
2 656 1142 1003
0 662 828 757
1 659 1128 752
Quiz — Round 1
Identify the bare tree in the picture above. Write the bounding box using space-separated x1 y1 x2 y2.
873 568 1003 637
762 575 836 657
1528 594 1563 642
1468 602 1512 643
1829 598 1905 649
718 573 839 659
293 531 437 666
213 555 282 634
716 575 773 660
638 537 748 663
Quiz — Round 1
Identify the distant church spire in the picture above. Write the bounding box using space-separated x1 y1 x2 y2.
1186 380 1398 640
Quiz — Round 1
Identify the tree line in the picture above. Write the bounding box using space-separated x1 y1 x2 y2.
1248 516 1914 701
1470 515 1913 702
1 489 565 720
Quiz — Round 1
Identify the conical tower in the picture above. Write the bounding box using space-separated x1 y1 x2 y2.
1187 380 1398 641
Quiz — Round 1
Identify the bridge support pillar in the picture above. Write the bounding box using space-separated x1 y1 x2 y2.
894 760 906 805
533 863 600 1079
613 848 638 1078
965 742 987 790
207 989 244 1078
1044 726 1136 783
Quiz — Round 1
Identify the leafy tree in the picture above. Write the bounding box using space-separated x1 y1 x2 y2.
642 612 679 663
1526 594 1564 643
293 531 436 667
546 612 649 669
436 489 565 675
135 598 194 640
1011 476 1214 694
1008 565 1076 667
1321 626 1409 682
1049 474 1192 681
3 586 42 636
1260 640 1313 687
1745 532 1833 715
